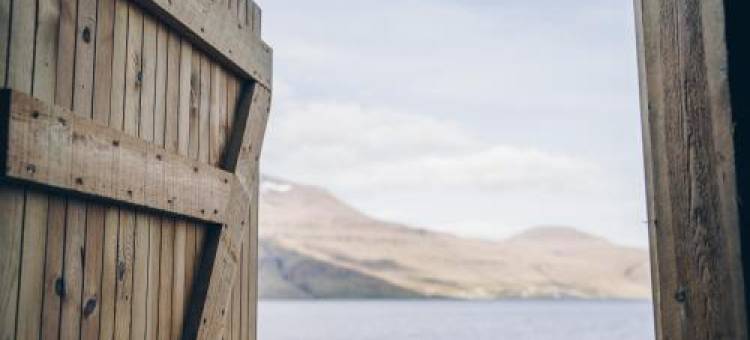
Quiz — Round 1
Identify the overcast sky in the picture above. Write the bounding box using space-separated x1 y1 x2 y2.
257 0 649 247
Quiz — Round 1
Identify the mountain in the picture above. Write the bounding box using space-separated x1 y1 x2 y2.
258 176 652 300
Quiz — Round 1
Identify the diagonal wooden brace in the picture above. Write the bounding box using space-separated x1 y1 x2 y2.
182 82 271 340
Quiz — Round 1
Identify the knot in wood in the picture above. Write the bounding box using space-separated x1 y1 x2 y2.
675 287 687 303
83 298 97 317
54 277 66 298
82 26 92 43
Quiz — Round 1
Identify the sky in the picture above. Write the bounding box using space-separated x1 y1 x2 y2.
257 0 649 247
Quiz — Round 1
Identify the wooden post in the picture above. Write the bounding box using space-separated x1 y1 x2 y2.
635 0 749 338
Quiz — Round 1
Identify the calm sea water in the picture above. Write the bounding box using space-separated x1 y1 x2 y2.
259 300 655 340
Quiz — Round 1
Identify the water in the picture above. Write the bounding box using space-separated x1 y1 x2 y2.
259 300 655 340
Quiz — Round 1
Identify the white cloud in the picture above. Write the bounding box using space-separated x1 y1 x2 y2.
258 0 649 247
264 101 605 194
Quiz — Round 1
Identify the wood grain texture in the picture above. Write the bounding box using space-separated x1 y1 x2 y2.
129 0 272 88
146 215 162 340
0 186 24 340
0 0 9 86
81 204 105 340
99 206 120 340
185 76 269 340
132 212 150 340
1 90 237 225
41 197 66 340
7 0 35 92
636 0 748 339
158 218 174 340
60 200 85 340
93 0 116 126
110 0 128 132
15 191 47 340
73 0 97 118
114 209 134 340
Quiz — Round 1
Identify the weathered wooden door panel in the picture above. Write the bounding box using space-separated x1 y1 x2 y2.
0 1 270 340
636 0 749 339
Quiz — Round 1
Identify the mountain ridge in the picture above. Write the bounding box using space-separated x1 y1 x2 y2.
259 176 651 300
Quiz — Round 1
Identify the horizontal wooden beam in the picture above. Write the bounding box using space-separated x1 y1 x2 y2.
0 89 235 225
131 0 273 89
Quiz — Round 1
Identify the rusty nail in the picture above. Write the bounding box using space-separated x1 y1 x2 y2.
112 140 120 147
75 177 84 185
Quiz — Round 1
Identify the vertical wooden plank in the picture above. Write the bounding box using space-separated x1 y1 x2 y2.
185 223 197 303
218 69 228 164
209 63 225 166
172 220 187 339
158 218 174 340
198 54 210 165
0 187 24 340
177 42 192 213
146 215 161 340
195 55 211 323
33 0 60 101
636 0 748 339
15 192 48 340
60 200 85 340
231 251 241 340
124 4 143 137
240 220 250 340
114 209 134 340
99 1 123 338
165 32 181 153
178 43 192 157
110 0 128 131
238 0 246 30
141 15 157 143
99 206 119 340
0 1 41 314
73 0 97 118
26 0 60 338
81 204 105 340
120 5 143 340
131 212 150 340
189 52 201 161
6 0 35 91
141 16 160 340
164 32 180 214
153 24 168 148
226 76 237 141
249 174 259 340
41 197 66 340
55 0 76 109
71 0 102 336
93 0 115 126
0 0 9 85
